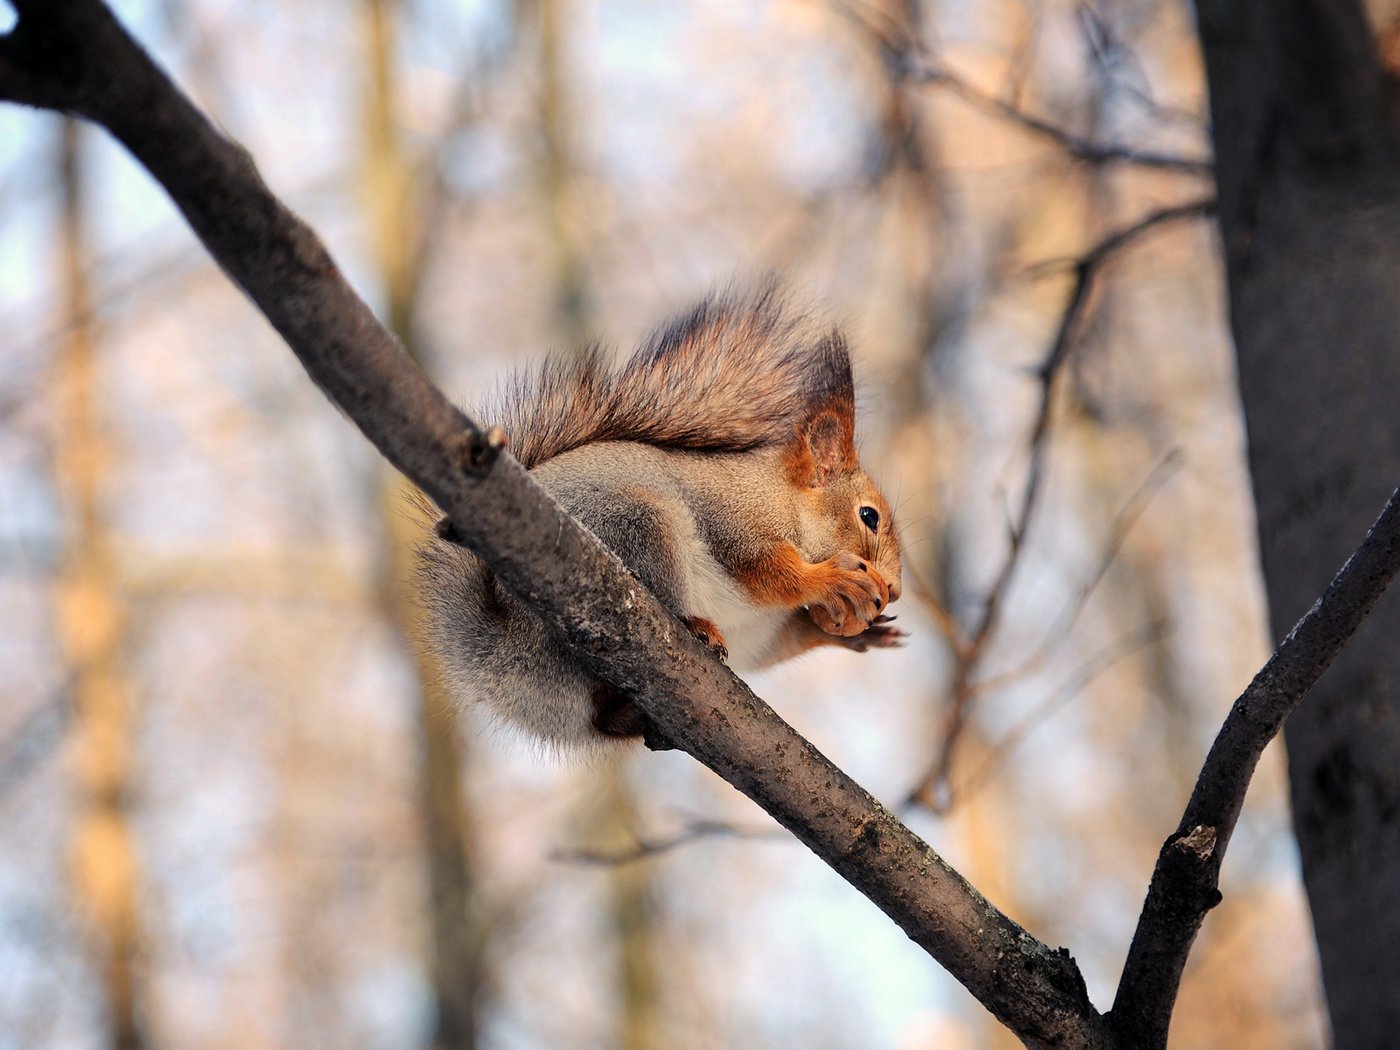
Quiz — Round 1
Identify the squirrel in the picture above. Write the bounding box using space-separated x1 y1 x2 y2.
418 287 904 748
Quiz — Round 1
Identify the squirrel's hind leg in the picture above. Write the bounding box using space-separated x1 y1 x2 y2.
564 481 711 750
682 615 728 661
589 680 676 751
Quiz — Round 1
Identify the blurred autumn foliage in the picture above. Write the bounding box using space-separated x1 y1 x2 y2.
0 0 1338 1047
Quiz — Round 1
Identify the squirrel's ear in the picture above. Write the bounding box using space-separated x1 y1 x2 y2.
790 408 856 486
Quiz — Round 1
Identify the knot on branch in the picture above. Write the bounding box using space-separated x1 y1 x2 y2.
1174 823 1217 861
845 815 884 859
1159 824 1223 913
1035 942 1092 1006
641 721 676 752
453 424 506 477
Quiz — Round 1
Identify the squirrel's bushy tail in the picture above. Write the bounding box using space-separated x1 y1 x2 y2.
485 286 853 469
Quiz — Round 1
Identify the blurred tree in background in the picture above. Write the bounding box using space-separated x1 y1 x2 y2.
1196 1 1400 1045
4 0 1395 1046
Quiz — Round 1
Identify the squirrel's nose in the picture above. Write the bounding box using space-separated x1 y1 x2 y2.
887 577 902 604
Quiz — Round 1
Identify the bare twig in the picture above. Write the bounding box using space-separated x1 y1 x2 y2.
947 621 1165 809
0 4 1110 1043
908 201 1212 811
1109 484 1400 1045
906 57 1213 175
1023 198 1217 282
552 818 786 866
970 450 1181 697
829 0 1209 176
1075 3 1204 129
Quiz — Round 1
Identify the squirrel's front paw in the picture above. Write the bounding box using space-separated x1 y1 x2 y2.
809 552 891 637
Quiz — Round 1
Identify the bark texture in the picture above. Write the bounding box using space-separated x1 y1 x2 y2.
1194 1 1400 1043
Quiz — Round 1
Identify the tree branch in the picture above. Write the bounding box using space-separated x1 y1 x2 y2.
905 58 1213 176
0 2 1110 1043
828 0 1212 177
551 816 786 867
1110 483 1400 1045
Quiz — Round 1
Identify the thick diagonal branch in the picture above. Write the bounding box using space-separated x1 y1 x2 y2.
0 2 1110 1044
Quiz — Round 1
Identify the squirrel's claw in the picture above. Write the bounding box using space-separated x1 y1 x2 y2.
684 615 729 662
838 623 908 652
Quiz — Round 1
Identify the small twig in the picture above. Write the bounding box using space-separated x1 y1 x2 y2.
907 222 1095 810
829 0 1209 176
980 203 1202 652
971 450 1181 697
1075 2 1204 129
946 621 1165 809
551 818 786 866
906 59 1213 175
1023 198 1217 282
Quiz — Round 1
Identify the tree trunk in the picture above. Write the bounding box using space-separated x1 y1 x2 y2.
362 2 484 1044
1194 2 1400 1043
54 116 148 1050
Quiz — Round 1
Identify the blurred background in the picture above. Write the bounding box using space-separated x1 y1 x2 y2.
0 0 1330 1047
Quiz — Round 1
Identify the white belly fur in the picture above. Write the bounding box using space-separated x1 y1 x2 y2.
682 543 787 669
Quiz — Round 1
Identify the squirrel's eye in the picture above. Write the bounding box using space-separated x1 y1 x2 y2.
859 505 880 532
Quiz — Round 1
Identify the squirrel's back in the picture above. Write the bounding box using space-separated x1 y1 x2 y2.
485 286 854 469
